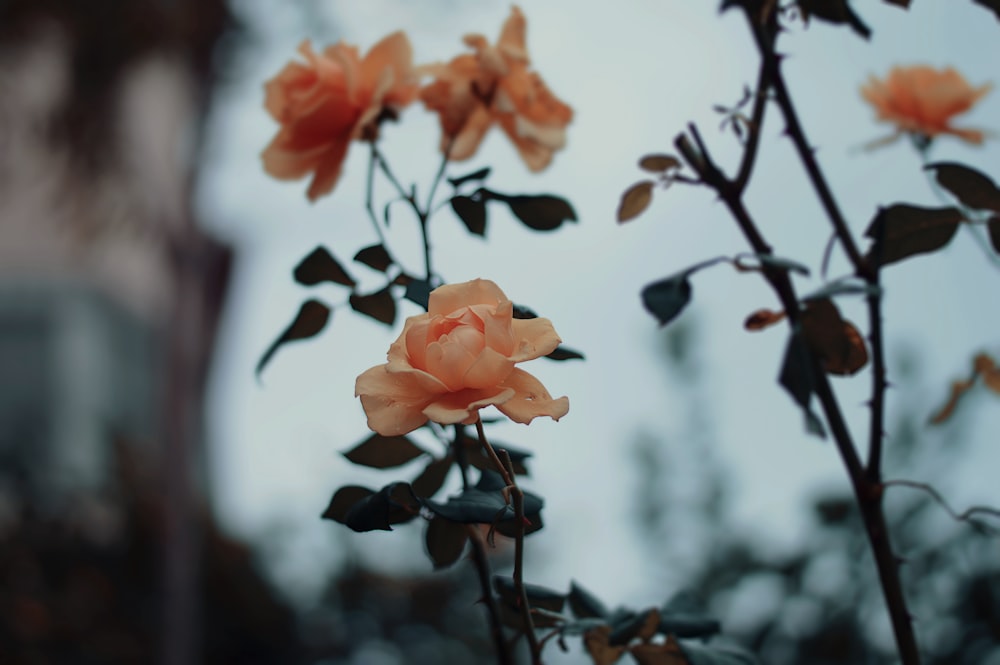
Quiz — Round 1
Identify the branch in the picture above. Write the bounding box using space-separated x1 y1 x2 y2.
733 61 771 195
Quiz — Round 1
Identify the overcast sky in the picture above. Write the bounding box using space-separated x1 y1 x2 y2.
197 0 1000 615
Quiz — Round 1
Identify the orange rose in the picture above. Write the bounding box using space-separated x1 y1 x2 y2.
355 279 569 436
262 33 418 201
419 6 572 171
861 65 991 145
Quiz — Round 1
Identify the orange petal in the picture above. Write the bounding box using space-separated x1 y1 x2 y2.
422 387 516 425
482 299 515 356
356 364 439 435
305 138 351 202
510 317 561 362
446 105 494 161
425 338 478 391
495 368 569 424
463 347 515 389
428 279 507 317
497 6 528 62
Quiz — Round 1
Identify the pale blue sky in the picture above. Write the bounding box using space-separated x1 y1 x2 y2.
198 0 1000 616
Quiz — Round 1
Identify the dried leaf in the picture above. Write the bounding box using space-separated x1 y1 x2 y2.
929 379 976 424
638 154 681 173
801 299 869 376
584 625 627 665
744 308 786 331
617 180 655 223
631 640 688 665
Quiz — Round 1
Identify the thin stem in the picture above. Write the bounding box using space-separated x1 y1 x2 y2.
743 11 869 279
883 480 1000 532
374 145 435 280
453 425 472 492
475 418 542 664
365 142 389 247
733 61 771 195
466 524 514 665
865 268 887 480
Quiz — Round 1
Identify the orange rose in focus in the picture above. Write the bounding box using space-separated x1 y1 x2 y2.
262 33 418 201
419 6 572 171
861 65 991 146
355 279 569 436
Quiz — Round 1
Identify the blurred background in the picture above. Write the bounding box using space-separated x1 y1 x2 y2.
1 0 998 663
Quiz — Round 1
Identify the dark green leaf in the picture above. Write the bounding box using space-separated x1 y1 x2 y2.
642 275 692 327
495 193 578 231
801 278 880 302
546 345 585 361
342 433 426 469
421 470 542 526
512 304 539 319
493 576 566 612
411 455 454 498
465 439 532 475
558 618 609 637
353 244 393 272
678 641 761 665
424 517 468 569
293 246 356 287
341 482 420 532
404 278 433 311
321 485 374 523
973 0 1000 20
450 195 488 236
756 254 810 276
609 609 655 645
779 330 826 438
569 581 611 619
256 300 331 377
448 166 491 188
864 204 963 267
658 612 721 639
349 287 396 325
801 299 868 376
927 162 1000 211
990 217 1000 253
798 0 872 39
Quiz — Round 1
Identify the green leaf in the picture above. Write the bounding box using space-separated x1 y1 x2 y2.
864 204 963 267
755 254 810 276
421 470 542 527
490 192 577 231
342 433 426 469
642 275 692 327
349 287 396 325
779 330 826 438
335 482 420 532
463 435 532 476
447 166 491 188
404 278 433 311
926 162 1000 211
411 455 454 498
658 612 721 639
424 517 468 569
546 345 585 361
569 581 611 619
450 195 488 236
321 485 374 523
353 244 393 272
293 246 356 287
256 300 331 377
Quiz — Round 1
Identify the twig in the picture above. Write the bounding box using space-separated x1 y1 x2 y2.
466 524 514 665
733 61 771 195
475 418 542 664
883 480 1000 533
365 142 389 247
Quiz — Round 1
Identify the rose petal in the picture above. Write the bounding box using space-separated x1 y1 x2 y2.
422 387 516 425
425 337 478 391
355 365 439 435
510 317 561 362
305 137 351 201
463 347 515 389
495 368 569 424
428 279 507 317
482 299 515 356
360 31 414 102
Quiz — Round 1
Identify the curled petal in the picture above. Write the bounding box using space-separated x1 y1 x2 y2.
495 368 569 424
463 347 515 389
510 317 561 362
423 387 516 425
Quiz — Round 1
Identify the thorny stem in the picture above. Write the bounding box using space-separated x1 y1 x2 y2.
475 418 542 664
677 114 920 665
733 60 771 195
466 524 514 665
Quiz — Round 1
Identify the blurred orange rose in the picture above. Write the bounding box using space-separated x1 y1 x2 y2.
262 33 418 201
419 6 572 171
355 279 569 436
861 65 991 146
